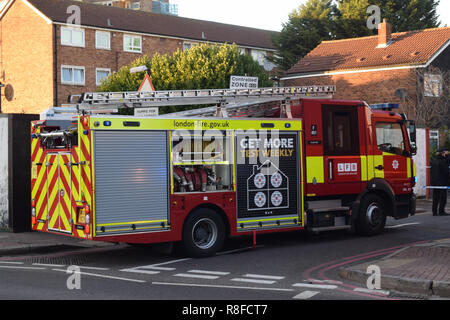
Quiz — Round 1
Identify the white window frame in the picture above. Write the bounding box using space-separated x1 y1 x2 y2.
123 34 142 53
130 2 141 9
251 49 266 66
96 68 111 86
61 26 85 48
95 31 111 50
430 130 440 150
61 65 85 86
183 42 199 51
424 74 443 97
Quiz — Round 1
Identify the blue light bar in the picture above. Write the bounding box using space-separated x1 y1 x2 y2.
370 103 399 110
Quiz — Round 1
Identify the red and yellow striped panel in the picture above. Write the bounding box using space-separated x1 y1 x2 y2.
46 154 60 231
31 132 85 237
79 116 93 238
71 148 84 238
31 136 47 231
46 154 71 233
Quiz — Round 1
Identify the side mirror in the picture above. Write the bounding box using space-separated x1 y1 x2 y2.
407 120 417 155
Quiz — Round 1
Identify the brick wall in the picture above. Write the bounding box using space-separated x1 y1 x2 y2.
0 0 54 114
56 26 183 107
285 68 418 117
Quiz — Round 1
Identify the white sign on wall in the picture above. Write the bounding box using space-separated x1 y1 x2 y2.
230 75 258 89
134 107 159 117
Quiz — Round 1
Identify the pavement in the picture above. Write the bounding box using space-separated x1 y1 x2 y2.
0 230 116 256
339 197 450 299
1 198 450 299
338 239 450 298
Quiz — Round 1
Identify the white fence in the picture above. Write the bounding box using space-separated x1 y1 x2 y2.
413 128 428 197
0 117 8 229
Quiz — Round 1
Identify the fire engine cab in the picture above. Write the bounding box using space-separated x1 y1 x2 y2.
31 86 417 257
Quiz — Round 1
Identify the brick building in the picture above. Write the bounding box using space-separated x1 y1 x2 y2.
0 0 277 114
282 20 450 124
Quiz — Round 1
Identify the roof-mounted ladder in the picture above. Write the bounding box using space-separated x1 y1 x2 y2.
69 85 336 116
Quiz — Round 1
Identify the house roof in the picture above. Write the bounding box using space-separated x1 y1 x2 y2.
20 0 276 50
286 26 450 76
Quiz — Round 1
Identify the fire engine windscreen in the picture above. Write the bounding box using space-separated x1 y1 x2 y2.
375 122 406 156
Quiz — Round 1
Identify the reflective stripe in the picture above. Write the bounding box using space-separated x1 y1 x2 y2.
238 216 299 224
360 156 368 181
407 158 411 178
299 131 304 227
79 116 93 237
306 156 324 184
373 155 384 179
97 220 168 227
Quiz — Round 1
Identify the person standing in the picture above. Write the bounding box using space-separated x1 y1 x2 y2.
430 149 450 216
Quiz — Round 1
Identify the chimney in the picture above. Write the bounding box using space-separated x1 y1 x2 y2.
377 19 392 48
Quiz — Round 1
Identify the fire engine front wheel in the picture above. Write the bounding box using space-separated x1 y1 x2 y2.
356 194 387 236
182 208 225 258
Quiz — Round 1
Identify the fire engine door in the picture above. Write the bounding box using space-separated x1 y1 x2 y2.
372 120 410 188
46 153 73 233
322 105 362 191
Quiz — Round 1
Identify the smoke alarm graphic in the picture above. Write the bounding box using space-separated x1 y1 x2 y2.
254 173 266 189
247 160 289 211
271 191 283 207
254 192 266 208
392 160 399 170
271 172 283 188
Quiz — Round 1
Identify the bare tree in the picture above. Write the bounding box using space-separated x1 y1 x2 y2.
406 66 450 128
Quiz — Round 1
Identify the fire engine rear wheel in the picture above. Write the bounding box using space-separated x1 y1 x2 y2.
356 194 387 236
182 208 225 258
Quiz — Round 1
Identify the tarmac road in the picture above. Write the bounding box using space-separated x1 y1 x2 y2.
1 200 450 303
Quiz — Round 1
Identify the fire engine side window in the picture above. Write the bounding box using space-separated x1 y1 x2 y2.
322 105 359 156
171 130 233 193
375 122 405 156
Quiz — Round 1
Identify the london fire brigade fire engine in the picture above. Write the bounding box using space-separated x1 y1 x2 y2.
30 86 417 257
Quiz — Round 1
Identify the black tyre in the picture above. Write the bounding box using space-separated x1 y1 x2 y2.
355 194 387 236
182 208 225 258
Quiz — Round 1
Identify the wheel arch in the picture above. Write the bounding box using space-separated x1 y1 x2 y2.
352 179 396 219
185 203 231 239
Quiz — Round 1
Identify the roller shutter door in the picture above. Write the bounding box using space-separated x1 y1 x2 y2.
93 130 168 234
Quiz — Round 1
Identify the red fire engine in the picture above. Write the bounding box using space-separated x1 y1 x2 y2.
31 86 417 257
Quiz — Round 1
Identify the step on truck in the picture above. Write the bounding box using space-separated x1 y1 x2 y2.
31 86 417 257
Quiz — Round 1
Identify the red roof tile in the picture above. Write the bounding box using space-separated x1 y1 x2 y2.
287 27 450 75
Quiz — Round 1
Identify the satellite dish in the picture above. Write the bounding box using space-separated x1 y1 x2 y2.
5 84 13 101
395 88 408 99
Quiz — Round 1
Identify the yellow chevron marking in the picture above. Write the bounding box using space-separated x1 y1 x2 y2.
32 162 47 198
31 138 38 156
72 165 80 200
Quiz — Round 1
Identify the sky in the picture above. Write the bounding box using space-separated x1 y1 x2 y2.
171 0 450 31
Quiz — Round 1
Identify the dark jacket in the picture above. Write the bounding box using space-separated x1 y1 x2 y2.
430 154 450 186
